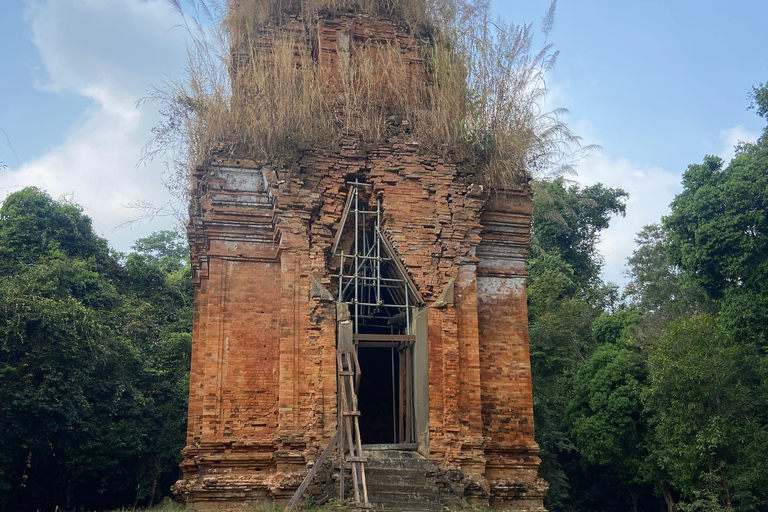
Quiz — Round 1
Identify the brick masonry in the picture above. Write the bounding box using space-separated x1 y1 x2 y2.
173 14 546 512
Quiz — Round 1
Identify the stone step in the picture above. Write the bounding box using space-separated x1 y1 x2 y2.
364 457 440 470
363 449 425 459
367 491 440 502
367 477 437 492
366 460 440 470
367 481 440 494
370 501 444 511
362 450 446 512
365 467 435 479
364 450 434 462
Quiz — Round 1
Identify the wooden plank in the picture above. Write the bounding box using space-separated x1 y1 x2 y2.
335 349 369 511
352 406 368 505
351 348 362 392
398 349 405 443
405 348 412 443
339 352 362 505
357 341 407 349
345 414 361 505
377 232 424 305
336 352 346 502
353 334 416 342
332 189 354 255
284 430 340 512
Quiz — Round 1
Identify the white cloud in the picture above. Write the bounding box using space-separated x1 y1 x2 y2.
719 124 760 164
27 0 186 112
1 106 178 244
574 150 682 287
1 0 189 251
568 121 761 287
546 69 684 287
546 68 683 287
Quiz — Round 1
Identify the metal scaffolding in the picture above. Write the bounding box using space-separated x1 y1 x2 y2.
333 180 421 336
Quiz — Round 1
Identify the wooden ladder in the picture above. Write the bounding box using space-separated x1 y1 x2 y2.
337 349 370 511
284 350 370 512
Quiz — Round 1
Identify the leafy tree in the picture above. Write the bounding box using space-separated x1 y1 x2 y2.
0 188 192 512
665 91 768 351
526 180 628 511
0 187 116 277
625 224 716 351
665 150 768 300
645 314 768 512
131 229 189 268
530 84 768 512
717 287 768 349
570 342 654 511
748 82 768 126
0 278 105 507
531 178 628 290
591 308 642 346
625 224 685 314
526 253 592 508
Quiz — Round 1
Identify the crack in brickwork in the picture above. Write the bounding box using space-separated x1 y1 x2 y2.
174 14 546 512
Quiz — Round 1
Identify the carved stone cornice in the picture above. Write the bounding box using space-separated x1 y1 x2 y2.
477 187 533 279
187 159 281 285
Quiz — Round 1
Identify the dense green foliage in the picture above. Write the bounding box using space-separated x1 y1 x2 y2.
647 315 768 510
2 85 767 512
664 153 768 299
531 178 628 289
0 188 192 512
532 86 768 512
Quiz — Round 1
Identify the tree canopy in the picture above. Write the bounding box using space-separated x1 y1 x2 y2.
3 84 768 512
531 178 628 290
0 188 192 512
665 151 768 299
529 84 768 512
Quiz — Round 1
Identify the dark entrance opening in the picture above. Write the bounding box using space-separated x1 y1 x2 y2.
354 334 414 447
357 347 399 444
333 181 421 448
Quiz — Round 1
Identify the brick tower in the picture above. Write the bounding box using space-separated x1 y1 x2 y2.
174 8 546 512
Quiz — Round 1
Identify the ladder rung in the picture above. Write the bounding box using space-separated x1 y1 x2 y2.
354 502 372 509
338 371 355 376
345 456 367 463
342 411 361 416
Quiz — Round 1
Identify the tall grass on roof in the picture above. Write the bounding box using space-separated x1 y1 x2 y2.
143 0 589 203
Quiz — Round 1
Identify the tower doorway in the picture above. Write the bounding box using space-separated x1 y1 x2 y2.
333 181 421 448
354 335 414 446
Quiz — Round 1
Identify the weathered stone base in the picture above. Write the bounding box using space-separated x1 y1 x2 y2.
483 448 547 511
488 478 548 512
173 442 307 511
176 449 547 512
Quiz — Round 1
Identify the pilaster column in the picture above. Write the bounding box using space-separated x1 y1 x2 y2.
477 187 547 511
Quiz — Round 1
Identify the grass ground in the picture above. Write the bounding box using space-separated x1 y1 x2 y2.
104 497 351 512
107 504 496 512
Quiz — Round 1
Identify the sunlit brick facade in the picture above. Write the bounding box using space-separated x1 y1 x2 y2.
174 13 546 512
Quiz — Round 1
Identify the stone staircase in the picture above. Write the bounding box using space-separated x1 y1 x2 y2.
363 450 446 512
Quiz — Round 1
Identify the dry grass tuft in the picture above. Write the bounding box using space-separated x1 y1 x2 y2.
143 0 591 203
227 0 429 32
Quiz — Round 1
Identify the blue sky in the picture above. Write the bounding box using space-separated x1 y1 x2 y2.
493 0 768 283
496 1 768 172
1 0 767 284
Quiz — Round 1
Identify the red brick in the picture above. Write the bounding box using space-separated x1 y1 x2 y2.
174 15 546 512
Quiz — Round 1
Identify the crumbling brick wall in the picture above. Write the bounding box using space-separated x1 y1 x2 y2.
175 13 545 512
